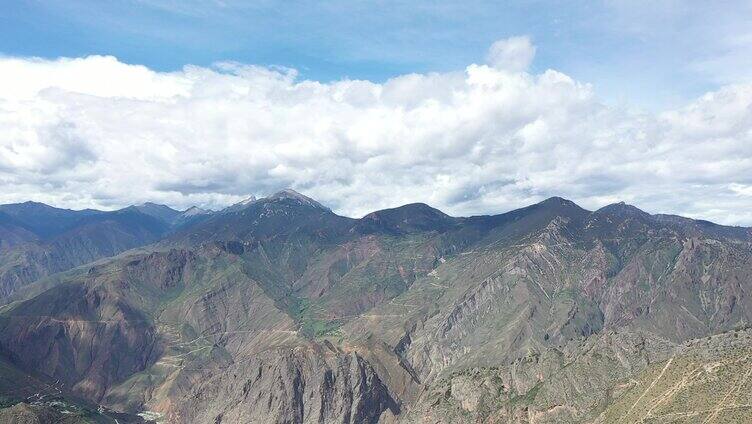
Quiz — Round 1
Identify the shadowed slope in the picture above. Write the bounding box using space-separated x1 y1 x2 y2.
0 209 171 299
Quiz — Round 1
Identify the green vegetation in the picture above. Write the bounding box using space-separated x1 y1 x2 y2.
288 296 343 338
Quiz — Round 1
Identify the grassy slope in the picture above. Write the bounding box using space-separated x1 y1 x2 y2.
599 331 752 423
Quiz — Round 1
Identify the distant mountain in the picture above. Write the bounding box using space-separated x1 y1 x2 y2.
267 189 330 210
130 202 182 223
169 189 350 247
171 206 213 228
220 195 257 213
0 199 224 300
356 203 459 235
1 192 752 423
0 211 38 249
0 206 171 299
0 201 103 239
127 202 216 228
180 205 210 217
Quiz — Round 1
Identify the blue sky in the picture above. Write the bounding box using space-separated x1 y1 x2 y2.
2 1 752 223
3 1 751 110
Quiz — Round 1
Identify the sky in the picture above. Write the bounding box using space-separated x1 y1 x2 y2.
1 1 752 224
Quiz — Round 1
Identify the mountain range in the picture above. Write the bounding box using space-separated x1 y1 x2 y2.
1 191 752 423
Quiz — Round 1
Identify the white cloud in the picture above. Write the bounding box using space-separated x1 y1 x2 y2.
0 50 751 224
485 36 536 72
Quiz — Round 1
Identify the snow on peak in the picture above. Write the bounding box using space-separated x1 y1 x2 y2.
239 196 257 205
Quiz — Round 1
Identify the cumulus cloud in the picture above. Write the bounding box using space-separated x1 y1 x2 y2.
486 36 536 72
0 43 752 224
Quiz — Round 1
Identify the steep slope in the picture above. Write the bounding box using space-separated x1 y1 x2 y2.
170 348 400 424
0 212 38 250
598 329 752 423
0 348 147 423
0 200 217 303
0 209 170 299
0 190 460 420
172 206 212 228
0 241 403 422
1 193 751 423
339 199 752 420
400 328 752 424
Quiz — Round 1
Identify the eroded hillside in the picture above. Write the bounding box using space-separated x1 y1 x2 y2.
1 191 751 423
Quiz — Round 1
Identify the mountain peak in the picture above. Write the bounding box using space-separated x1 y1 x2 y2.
181 206 210 217
21 200 50 206
538 196 579 207
7 201 60 212
266 189 330 211
357 202 456 234
364 202 449 218
221 196 258 213
132 202 180 222
528 196 586 216
238 195 257 205
135 201 175 210
596 201 650 219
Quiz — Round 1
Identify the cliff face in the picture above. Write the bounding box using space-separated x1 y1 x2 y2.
1 193 752 423
399 329 752 424
169 348 399 424
0 282 162 401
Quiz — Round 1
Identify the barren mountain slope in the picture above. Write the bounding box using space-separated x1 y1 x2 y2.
1 192 751 423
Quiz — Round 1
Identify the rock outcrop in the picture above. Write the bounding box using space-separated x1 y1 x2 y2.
169 348 399 424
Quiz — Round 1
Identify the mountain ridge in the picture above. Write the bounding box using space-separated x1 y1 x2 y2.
1 191 752 423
